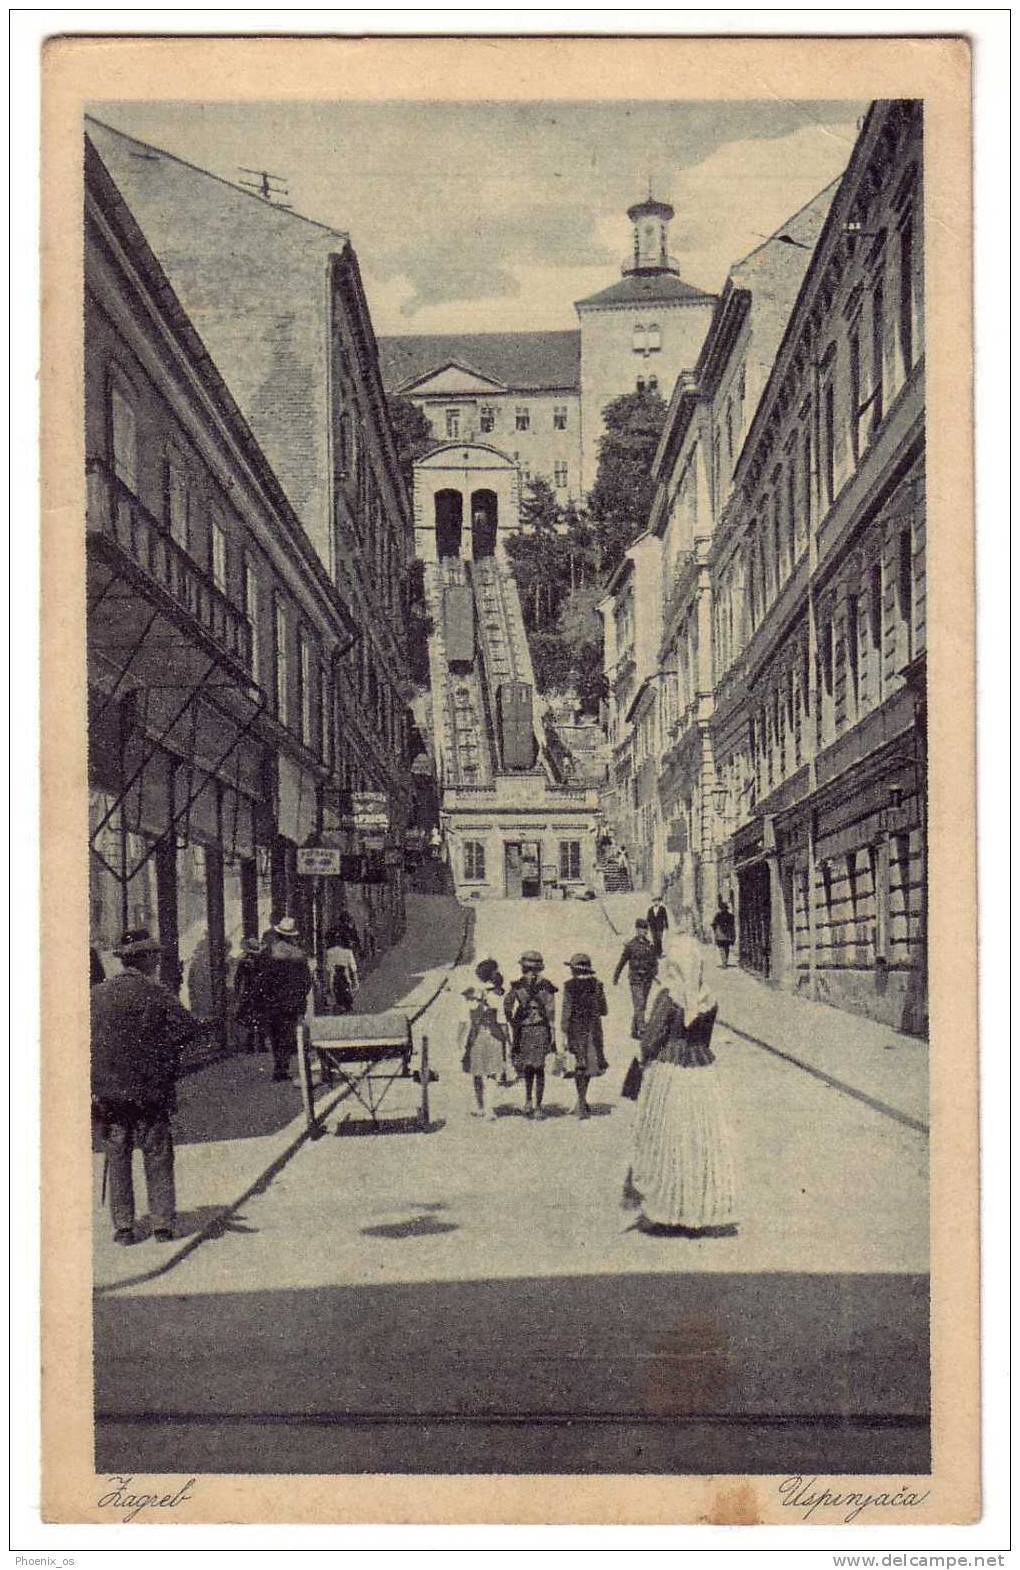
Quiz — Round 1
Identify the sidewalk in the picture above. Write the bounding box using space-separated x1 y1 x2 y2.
600 893 928 1131
93 895 472 1292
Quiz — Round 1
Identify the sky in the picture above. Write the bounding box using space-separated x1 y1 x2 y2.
90 99 868 337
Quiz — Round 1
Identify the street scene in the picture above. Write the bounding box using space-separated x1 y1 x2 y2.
93 894 928 1477
85 94 928 1479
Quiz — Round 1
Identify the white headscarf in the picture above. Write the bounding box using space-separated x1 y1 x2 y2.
658 933 717 1024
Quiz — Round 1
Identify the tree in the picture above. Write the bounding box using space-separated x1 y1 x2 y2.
504 478 569 632
553 583 606 716
586 387 668 580
386 395 437 492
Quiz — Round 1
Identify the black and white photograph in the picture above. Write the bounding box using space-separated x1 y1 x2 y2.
33 29 983 1533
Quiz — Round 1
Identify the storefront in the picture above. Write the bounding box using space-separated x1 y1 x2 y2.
733 819 772 979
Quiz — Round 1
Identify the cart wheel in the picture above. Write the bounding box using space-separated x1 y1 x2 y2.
419 1035 430 1128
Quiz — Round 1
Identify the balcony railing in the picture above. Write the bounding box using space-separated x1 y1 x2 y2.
621 254 683 277
87 460 252 672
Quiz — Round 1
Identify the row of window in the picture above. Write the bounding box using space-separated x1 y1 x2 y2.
107 368 409 771
443 404 570 440
697 181 922 696
461 840 583 883
747 522 916 802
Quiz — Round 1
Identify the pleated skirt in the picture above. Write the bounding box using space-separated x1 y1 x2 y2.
631 1059 737 1229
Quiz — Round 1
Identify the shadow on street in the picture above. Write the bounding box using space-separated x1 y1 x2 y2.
95 1268 929 1476
353 896 475 1016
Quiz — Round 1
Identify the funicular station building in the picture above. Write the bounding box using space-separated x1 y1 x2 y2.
413 443 601 900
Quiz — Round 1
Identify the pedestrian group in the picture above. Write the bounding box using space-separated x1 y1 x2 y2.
456 907 738 1237
93 897 739 1247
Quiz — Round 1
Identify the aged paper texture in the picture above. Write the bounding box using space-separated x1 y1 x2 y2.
40 32 976 1527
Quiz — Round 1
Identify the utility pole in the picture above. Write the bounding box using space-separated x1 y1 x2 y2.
237 167 292 208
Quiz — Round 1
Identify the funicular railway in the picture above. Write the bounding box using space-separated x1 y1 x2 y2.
414 441 600 898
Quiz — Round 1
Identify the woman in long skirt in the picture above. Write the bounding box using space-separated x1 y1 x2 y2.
627 933 736 1233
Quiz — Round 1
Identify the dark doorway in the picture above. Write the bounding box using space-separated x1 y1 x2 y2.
505 841 542 899
470 489 498 558
737 859 772 978
435 490 463 559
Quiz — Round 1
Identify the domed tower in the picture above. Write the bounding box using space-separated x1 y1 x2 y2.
575 192 716 494
624 195 679 277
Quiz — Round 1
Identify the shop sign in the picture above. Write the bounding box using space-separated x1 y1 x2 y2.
296 847 343 877
352 791 390 830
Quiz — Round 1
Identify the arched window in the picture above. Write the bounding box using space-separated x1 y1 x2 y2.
632 323 646 353
646 322 662 353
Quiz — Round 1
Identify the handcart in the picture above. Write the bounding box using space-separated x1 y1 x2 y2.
298 1010 432 1135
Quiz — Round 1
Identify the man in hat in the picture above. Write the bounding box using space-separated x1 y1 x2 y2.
612 918 659 1038
646 894 670 958
711 898 737 968
233 936 266 1052
91 928 203 1245
259 916 313 1081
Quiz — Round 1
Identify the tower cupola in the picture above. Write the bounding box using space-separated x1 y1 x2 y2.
623 195 680 277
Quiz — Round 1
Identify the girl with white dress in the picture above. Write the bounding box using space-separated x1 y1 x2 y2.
457 961 508 1121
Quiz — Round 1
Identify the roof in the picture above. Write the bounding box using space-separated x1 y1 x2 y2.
377 330 581 394
728 176 841 273
83 116 351 562
84 136 358 641
575 272 714 310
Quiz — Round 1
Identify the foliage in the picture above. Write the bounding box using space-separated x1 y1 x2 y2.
586 387 668 580
502 478 607 714
553 584 608 715
386 395 437 492
504 479 599 635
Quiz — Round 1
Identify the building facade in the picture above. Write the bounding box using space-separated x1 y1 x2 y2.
711 99 925 1031
648 185 838 921
596 102 926 1033
377 333 583 503
597 530 664 891
378 195 716 504
575 196 716 495
86 122 419 1027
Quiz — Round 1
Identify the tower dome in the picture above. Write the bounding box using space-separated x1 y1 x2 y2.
623 195 680 277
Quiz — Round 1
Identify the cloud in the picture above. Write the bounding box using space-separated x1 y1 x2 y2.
91 99 866 334
668 120 861 287
366 119 861 332
372 201 615 317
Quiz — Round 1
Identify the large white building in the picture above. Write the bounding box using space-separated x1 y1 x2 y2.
378 195 716 502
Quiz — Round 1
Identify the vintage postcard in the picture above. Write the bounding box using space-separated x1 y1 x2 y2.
39 33 976 1527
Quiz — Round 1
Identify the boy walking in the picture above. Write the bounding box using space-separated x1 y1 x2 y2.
612 917 659 1038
